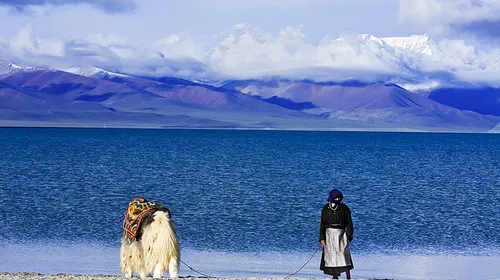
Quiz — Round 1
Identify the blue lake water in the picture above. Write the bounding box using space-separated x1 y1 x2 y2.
0 128 499 279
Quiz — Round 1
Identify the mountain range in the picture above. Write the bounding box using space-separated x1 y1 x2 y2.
0 59 499 132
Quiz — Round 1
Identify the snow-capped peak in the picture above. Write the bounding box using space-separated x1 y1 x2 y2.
359 34 386 46
357 34 437 55
65 66 129 78
381 34 437 55
0 60 17 75
0 59 42 76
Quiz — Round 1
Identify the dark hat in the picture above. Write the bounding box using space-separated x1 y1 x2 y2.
327 188 343 202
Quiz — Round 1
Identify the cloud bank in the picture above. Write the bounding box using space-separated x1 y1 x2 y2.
2 22 500 90
399 0 500 39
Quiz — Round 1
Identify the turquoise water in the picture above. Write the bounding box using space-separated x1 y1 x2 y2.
0 128 499 278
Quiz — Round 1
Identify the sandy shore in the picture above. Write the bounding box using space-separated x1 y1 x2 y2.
0 273 129 280
0 273 326 280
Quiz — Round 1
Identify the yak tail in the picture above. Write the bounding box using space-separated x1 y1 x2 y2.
142 211 180 278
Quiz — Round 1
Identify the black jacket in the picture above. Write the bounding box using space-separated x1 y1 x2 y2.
319 202 353 242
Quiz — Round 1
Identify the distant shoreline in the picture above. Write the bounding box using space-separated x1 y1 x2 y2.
0 124 497 134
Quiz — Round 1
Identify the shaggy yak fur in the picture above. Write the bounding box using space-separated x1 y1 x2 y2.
120 199 180 279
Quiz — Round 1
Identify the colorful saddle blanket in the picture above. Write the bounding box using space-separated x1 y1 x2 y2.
122 197 170 240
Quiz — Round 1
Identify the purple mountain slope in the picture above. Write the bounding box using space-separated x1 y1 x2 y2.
489 123 500 133
0 66 320 128
0 82 246 128
96 74 309 115
1 60 499 131
0 80 119 113
427 87 500 117
222 79 500 131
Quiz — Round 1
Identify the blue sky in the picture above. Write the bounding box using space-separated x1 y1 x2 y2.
1 0 500 87
0 0 407 45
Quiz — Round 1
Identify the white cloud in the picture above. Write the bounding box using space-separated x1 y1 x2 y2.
87 33 129 47
86 33 138 59
206 25 407 79
399 0 500 38
152 35 205 61
3 23 500 88
9 24 64 57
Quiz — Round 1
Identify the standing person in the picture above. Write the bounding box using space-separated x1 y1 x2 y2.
319 188 354 279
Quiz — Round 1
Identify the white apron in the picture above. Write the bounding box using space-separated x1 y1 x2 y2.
323 228 352 267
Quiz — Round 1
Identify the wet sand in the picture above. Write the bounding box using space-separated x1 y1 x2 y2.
0 273 327 280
